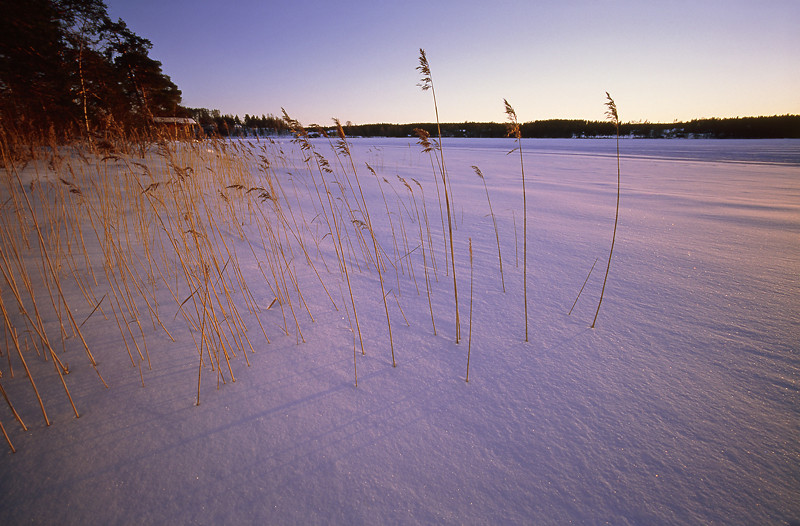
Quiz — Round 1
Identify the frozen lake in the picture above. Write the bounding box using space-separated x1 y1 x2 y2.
346 136 800 164
1 137 798 524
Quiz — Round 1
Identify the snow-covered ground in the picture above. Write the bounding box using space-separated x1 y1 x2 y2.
1 137 798 525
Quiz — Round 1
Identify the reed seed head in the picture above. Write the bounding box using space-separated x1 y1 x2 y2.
504 99 521 139
417 49 432 91
332 118 350 156
414 128 433 153
605 92 619 128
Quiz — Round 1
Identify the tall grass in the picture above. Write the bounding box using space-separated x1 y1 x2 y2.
418 48 460 343
504 99 528 341
0 64 632 451
592 92 620 329
333 119 396 368
472 165 504 292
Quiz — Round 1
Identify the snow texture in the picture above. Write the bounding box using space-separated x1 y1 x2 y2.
1 137 798 525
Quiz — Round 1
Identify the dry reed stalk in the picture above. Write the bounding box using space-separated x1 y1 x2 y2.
192 228 238 381
110 240 174 341
318 135 376 272
205 258 251 367
405 179 436 335
412 178 438 281
79 294 106 328
418 49 460 342
106 289 139 368
95 222 146 368
367 164 402 292
0 417 14 453
109 236 152 369
3 327 12 377
199 267 236 385
395 198 419 296
9 161 107 380
201 250 250 365
286 112 365 354
472 166 505 292
390 290 410 326
512 209 518 267
254 219 294 337
201 195 257 359
196 303 207 406
218 234 271 344
592 93 621 329
569 258 598 316
0 297 49 425
140 160 247 388
338 282 358 386
504 99 528 341
414 129 447 276
267 198 338 310
286 175 328 266
264 214 306 342
0 379 27 431
139 185 205 334
332 197 363 274
0 224 78 388
334 120 396 366
48 345 80 417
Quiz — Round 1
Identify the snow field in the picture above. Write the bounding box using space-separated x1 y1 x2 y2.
1 137 798 524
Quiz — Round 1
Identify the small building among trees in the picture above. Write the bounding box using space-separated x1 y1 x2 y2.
153 117 199 139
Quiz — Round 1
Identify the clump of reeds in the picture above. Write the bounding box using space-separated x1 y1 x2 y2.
592 92 621 328
504 99 528 341
333 119 396 368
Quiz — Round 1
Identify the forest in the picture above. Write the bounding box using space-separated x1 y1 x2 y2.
190 111 800 139
0 0 186 137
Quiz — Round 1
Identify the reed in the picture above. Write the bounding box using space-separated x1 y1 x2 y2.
418 48 460 342
334 120 395 367
504 99 528 341
367 163 402 293
512 209 518 267
391 178 419 295
412 178 438 281
0 379 27 432
414 128 446 277
284 111 365 355
592 92 621 328
569 258 598 316
1 79 631 449
472 166 505 292
0 416 14 453
402 177 436 335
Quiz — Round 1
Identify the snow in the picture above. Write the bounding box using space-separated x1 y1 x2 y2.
1 137 798 525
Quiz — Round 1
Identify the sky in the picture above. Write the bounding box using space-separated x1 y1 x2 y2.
104 0 800 126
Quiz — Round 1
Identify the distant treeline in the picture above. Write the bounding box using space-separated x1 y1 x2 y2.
343 115 800 139
189 111 800 139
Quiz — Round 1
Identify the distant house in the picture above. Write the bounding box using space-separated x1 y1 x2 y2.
152 117 199 139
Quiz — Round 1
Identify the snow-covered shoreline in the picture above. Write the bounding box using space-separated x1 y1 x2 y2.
1 137 797 524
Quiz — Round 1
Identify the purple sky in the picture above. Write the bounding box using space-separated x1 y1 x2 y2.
105 0 800 125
